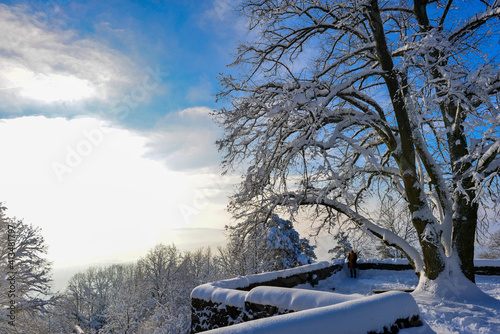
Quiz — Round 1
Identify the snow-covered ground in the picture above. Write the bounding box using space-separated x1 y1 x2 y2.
295 267 500 333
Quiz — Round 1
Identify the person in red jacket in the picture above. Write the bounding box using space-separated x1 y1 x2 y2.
348 250 358 278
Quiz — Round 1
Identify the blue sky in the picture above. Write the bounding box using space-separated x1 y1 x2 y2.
0 0 242 124
0 0 247 282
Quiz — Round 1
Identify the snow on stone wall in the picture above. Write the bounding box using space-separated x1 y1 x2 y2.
191 259 500 333
474 259 500 276
245 286 363 312
203 291 423 334
474 259 500 267
211 288 248 308
191 261 341 333
191 261 333 303
338 258 500 267
337 258 500 274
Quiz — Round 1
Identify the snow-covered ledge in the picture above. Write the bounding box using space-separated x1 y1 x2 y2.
191 261 342 333
354 258 500 275
192 261 333 297
474 259 500 276
203 291 424 334
245 286 363 312
191 259 500 333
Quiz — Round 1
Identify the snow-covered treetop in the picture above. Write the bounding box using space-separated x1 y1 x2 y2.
215 0 500 282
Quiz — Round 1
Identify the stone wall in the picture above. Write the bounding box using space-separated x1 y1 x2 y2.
356 259 500 275
475 265 500 276
237 263 342 291
191 259 500 333
194 291 424 334
357 262 413 271
190 262 342 333
191 298 245 332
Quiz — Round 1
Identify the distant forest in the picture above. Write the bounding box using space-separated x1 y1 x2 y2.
1 211 316 334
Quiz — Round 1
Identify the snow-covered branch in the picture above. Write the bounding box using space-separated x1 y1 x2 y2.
217 0 500 284
274 191 424 273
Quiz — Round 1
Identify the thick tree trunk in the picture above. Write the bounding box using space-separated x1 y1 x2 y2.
452 200 478 283
411 215 446 280
420 239 446 280
368 0 452 284
446 103 478 283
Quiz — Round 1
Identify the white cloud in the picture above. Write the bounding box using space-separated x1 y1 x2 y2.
0 4 138 108
143 106 222 171
179 106 213 118
0 116 232 265
206 0 234 21
200 0 249 38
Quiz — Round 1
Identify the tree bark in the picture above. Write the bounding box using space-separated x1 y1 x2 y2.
452 186 478 282
367 0 447 281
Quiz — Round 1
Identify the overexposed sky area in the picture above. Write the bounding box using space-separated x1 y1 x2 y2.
0 116 232 264
0 0 245 285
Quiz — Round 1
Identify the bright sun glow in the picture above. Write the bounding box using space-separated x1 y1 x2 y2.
6 67 95 102
21 73 95 102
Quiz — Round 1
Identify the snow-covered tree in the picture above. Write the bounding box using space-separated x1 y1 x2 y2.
66 264 147 333
136 244 192 333
9 301 76 334
265 214 317 269
214 0 500 295
180 247 219 288
220 215 316 275
374 191 419 259
62 244 222 333
0 204 54 333
479 230 500 259
328 232 352 260
98 265 143 334
137 244 184 309
66 267 111 332
216 238 252 277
